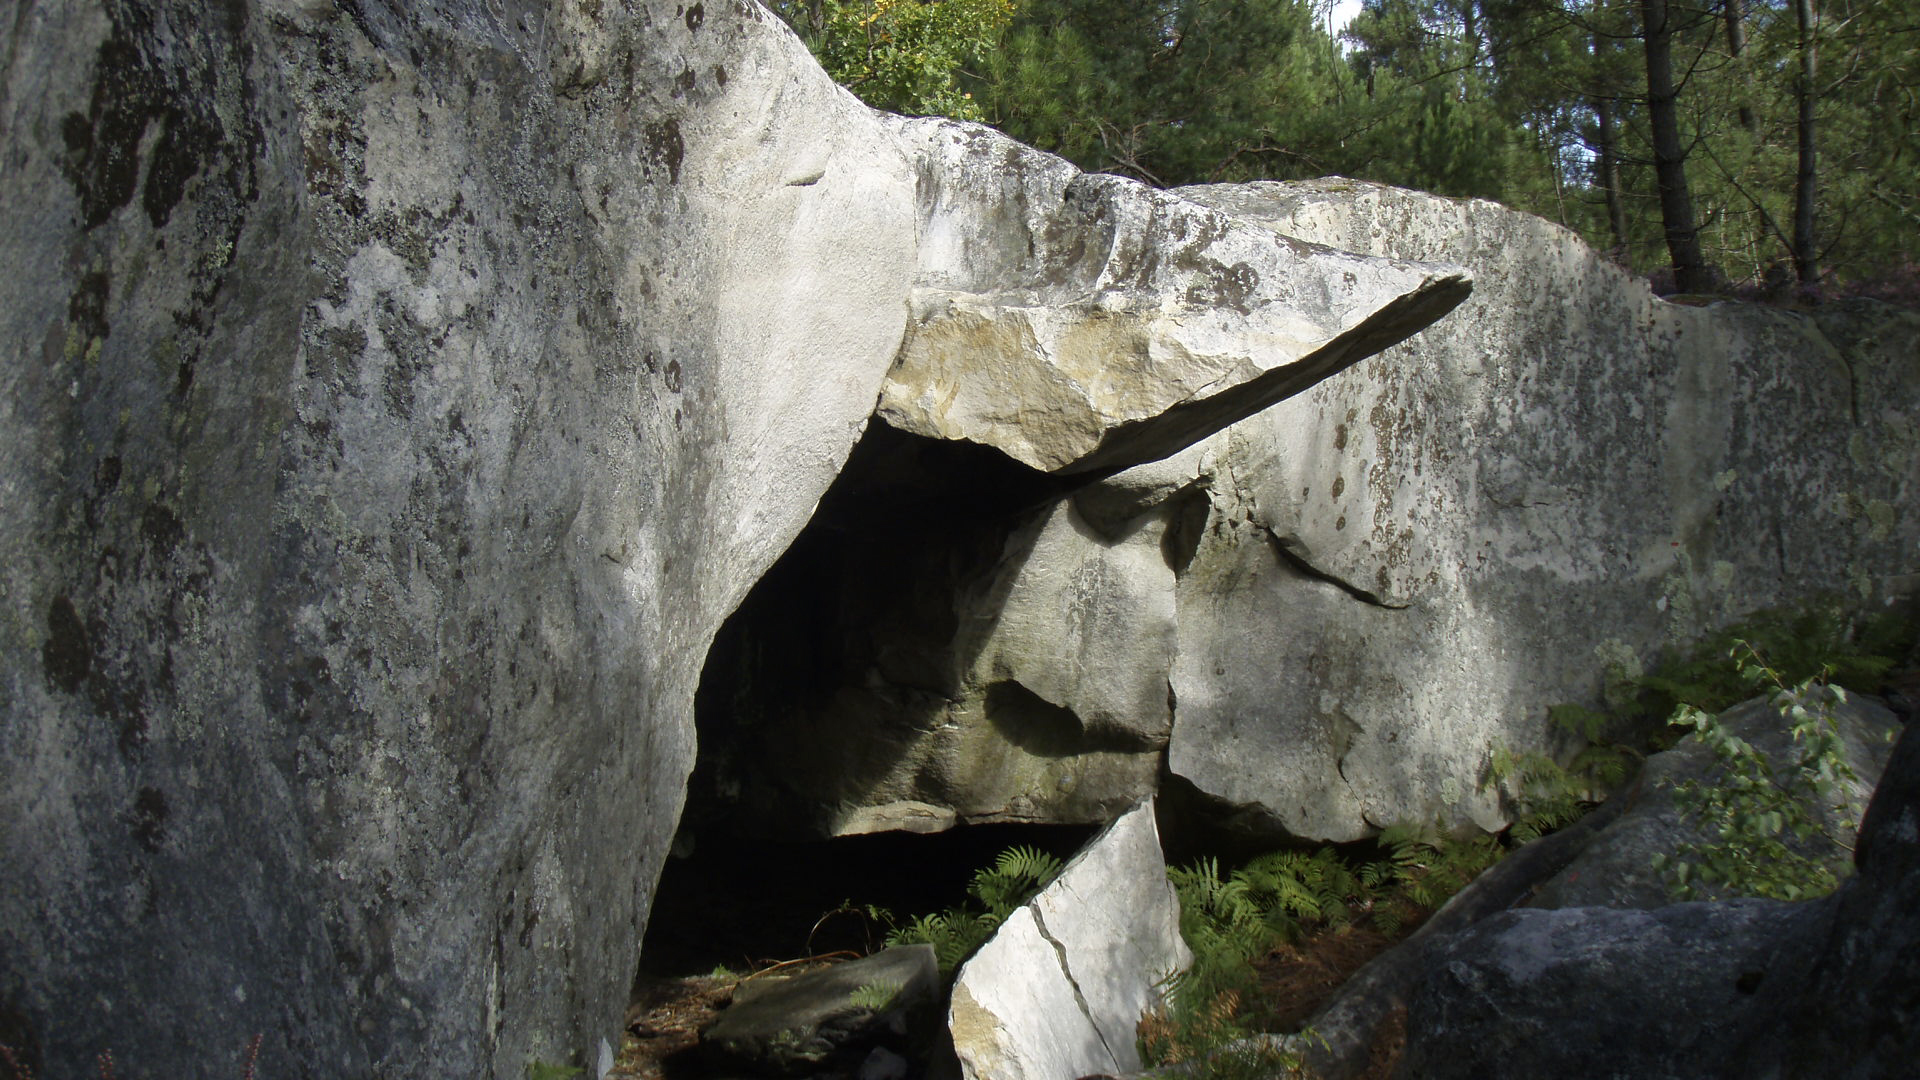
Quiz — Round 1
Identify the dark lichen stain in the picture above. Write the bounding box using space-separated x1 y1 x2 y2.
126 787 169 852
141 502 184 558
1331 475 1345 499
95 455 123 495
1333 423 1348 451
1184 260 1260 315
713 64 728 86
664 357 683 393
43 596 91 694
645 118 684 184
142 106 217 228
68 270 111 343
675 66 697 95
684 2 705 31
60 35 150 230
518 895 540 947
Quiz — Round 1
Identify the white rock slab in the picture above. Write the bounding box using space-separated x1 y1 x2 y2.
949 801 1190 1080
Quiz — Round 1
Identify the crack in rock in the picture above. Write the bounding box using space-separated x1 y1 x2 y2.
1260 526 1410 609
1031 896 1123 1072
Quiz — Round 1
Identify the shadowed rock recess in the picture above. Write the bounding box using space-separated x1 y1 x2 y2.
0 2 1465 1077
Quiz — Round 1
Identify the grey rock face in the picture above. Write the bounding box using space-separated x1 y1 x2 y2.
1157 179 1920 841
1778 716 1920 1077
1399 899 1829 1080
0 5 1463 1076
1 2 914 1076
948 802 1190 1080
682 142 1472 842
700 945 941 1076
1530 691 1900 910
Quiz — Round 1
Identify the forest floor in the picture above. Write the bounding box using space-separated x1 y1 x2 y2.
608 920 1416 1079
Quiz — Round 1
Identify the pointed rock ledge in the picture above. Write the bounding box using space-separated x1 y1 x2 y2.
878 125 1471 476
948 801 1190 1080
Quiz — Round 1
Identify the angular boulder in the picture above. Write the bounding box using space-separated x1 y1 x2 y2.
1396 715 1920 1079
949 802 1189 1080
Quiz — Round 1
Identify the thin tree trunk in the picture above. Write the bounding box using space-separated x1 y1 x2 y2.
1592 30 1630 255
1724 0 1757 132
1596 95 1631 253
1793 0 1819 284
1640 0 1716 292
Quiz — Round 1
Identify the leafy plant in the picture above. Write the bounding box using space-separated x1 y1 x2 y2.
527 1061 584 1080
1650 641 1863 901
768 0 1016 120
1632 601 1911 730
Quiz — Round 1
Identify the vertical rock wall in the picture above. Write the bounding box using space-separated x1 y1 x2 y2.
1163 180 1920 840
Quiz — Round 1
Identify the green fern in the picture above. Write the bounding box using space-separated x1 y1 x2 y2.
969 846 1063 917
878 844 1063 977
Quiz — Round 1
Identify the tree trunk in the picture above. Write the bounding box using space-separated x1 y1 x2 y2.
1723 0 1757 132
1640 0 1716 292
1596 95 1631 254
1793 0 1819 284
1592 31 1630 256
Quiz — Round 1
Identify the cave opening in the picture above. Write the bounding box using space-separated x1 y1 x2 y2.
646 420 1089 969
621 421 1110 1075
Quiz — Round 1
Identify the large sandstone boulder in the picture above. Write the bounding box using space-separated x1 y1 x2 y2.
948 802 1190 1080
878 121 1471 476
1153 180 1920 841
701 173 1920 848
0 6 1469 1077
1 2 918 1076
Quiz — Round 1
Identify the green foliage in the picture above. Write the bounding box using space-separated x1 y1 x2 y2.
768 0 1016 119
1650 642 1861 901
527 1062 584 1080
1633 602 1908 725
1368 824 1505 915
1483 703 1634 845
1151 826 1502 1064
874 844 1063 975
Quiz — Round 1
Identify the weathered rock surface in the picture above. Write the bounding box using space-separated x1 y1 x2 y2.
1152 180 1920 841
878 122 1471 476
0 2 924 1076
699 174 1920 849
1775 711 1920 1076
1395 718 1920 1079
700 946 941 1077
0 5 1471 1075
1398 898 1828 1080
1530 691 1900 910
949 802 1189 1080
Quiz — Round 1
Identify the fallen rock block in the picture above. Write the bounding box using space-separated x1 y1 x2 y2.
949 801 1189 1080
701 945 941 1077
